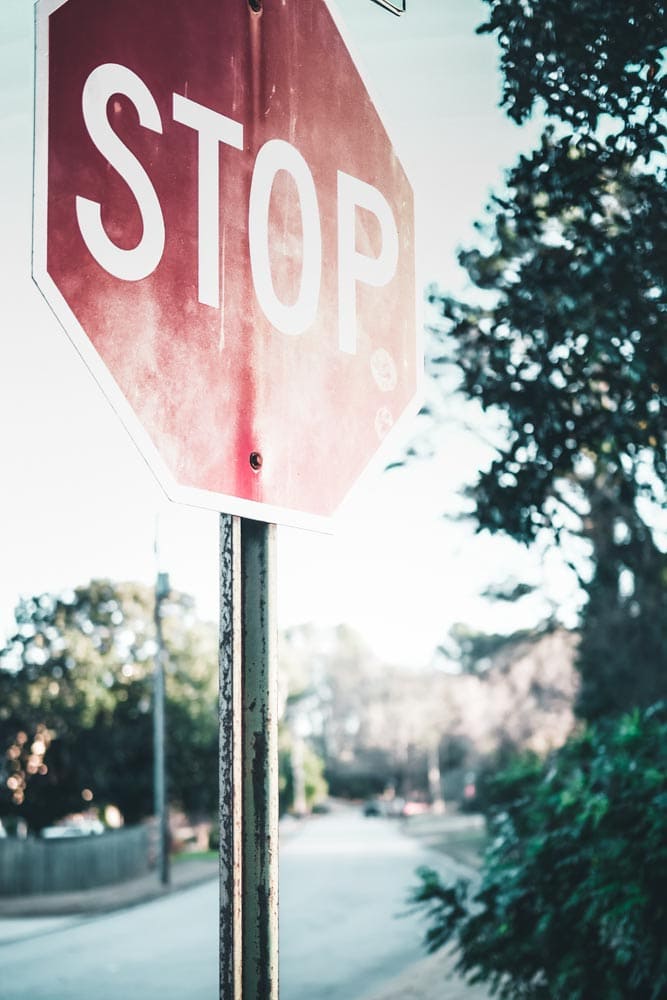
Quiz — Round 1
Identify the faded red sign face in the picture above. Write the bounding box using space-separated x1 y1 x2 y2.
34 0 419 528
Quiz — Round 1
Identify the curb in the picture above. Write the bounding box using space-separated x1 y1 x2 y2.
0 857 218 919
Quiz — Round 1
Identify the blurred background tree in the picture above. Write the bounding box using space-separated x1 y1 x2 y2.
278 622 577 807
0 580 218 831
427 0 667 720
414 0 667 993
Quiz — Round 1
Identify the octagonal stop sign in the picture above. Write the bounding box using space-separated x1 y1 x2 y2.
33 0 419 529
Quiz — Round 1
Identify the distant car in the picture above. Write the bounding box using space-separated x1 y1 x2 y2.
41 819 104 838
41 827 85 839
362 798 384 817
400 799 430 818
385 797 406 818
462 771 477 802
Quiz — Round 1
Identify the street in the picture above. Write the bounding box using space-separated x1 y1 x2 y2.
0 807 464 1000
0 877 218 1000
280 805 465 1000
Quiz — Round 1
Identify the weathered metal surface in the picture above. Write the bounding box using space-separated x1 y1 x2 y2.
219 514 243 998
241 519 279 999
219 515 279 999
34 0 418 527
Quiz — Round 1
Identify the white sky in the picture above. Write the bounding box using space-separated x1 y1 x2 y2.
0 0 579 668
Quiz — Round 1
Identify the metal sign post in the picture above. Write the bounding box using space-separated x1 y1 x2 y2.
219 515 279 999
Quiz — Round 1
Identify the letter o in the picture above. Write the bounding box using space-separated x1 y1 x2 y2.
249 139 322 336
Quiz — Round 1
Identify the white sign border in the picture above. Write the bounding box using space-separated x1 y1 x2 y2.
32 0 424 533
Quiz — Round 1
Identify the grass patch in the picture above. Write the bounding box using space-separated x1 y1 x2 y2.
172 850 217 863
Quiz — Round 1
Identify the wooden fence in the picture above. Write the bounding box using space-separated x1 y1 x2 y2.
0 825 152 896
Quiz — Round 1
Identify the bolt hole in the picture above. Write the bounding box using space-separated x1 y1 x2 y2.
249 452 263 472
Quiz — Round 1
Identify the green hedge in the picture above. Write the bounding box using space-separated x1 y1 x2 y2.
411 704 667 999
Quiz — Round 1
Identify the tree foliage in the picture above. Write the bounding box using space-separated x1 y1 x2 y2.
428 0 667 716
413 4 667 991
479 0 666 157
576 495 667 718
437 134 667 543
0 580 217 830
411 704 667 999
279 624 577 804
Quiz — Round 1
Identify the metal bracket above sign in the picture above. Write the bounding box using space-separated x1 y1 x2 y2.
370 0 405 14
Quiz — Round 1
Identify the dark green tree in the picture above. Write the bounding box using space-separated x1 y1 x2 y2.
164 612 219 818
479 0 666 158
0 580 218 830
411 705 667 1000
575 480 667 718
428 0 667 717
413 2 667 994
435 138 667 545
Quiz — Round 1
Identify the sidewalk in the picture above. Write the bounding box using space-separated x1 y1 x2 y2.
360 947 491 1000
0 855 218 919
0 817 309 919
360 810 491 1000
399 810 488 868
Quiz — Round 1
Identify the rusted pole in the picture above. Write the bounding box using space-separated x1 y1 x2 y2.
219 515 279 999
219 514 243 997
241 518 279 1000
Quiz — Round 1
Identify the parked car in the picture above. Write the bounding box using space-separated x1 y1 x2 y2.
400 799 430 817
41 819 104 838
362 797 385 817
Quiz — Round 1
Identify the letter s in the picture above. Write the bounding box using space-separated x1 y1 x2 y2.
75 63 165 281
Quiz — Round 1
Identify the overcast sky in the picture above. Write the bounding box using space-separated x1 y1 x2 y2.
0 0 576 667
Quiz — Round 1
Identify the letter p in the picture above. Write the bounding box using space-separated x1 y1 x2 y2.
337 172 399 355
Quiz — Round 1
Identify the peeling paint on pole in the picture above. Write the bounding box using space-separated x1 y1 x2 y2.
241 519 279 999
219 514 243 997
219 516 278 999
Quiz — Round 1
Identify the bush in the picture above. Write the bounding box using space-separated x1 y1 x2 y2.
411 704 667 999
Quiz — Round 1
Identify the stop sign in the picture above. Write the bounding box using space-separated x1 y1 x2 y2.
33 0 419 529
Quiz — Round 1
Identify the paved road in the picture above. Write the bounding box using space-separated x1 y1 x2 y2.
0 807 462 1000
280 805 465 1000
0 880 218 1000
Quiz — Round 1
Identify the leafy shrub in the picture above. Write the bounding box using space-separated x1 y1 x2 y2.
411 704 667 999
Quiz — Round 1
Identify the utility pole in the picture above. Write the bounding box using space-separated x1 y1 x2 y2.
154 569 170 886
